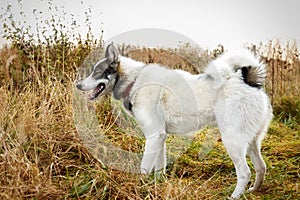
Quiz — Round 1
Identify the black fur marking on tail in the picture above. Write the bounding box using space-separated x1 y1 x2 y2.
241 66 262 88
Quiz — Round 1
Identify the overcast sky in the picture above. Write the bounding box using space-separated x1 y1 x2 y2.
1 0 300 50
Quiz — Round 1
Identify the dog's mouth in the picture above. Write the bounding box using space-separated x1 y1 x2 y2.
89 83 106 100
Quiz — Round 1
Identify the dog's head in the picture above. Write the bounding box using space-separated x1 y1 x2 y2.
76 44 120 100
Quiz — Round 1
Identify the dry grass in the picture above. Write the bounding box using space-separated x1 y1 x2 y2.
0 41 299 200
248 40 300 102
2 2 298 199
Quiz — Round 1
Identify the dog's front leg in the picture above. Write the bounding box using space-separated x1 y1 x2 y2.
141 133 167 174
133 102 167 174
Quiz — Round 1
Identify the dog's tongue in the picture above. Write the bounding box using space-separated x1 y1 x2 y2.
89 83 104 100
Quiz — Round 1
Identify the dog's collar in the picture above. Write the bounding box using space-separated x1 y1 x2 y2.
122 81 135 111
114 65 145 111
122 81 135 99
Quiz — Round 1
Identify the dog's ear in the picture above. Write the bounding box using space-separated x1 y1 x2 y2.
105 44 119 63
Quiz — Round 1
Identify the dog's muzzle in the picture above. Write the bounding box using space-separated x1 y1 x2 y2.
87 82 106 100
76 83 84 90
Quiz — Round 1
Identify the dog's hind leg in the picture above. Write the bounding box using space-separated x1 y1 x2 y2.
247 139 266 192
221 130 251 199
247 116 270 192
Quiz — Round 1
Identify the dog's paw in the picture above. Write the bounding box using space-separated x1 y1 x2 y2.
229 193 242 200
248 186 258 192
227 197 236 200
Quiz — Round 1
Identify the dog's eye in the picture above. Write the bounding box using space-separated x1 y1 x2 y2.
104 72 109 79
101 68 111 79
106 66 116 74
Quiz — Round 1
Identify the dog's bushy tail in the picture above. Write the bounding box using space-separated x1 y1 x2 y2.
240 63 266 88
206 50 266 89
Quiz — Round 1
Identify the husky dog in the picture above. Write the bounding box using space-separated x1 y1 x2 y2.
76 44 272 199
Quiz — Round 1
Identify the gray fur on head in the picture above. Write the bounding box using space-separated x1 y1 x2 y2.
105 43 119 64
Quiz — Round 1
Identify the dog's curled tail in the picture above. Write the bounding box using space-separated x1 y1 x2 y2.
206 50 266 88
240 63 266 88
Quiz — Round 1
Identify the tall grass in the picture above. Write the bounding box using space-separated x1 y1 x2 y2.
248 40 300 101
247 40 300 128
0 2 299 199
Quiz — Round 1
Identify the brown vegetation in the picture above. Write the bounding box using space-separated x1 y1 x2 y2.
0 2 299 198
0 41 299 199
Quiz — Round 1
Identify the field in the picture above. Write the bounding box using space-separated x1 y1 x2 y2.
0 3 299 199
0 39 299 200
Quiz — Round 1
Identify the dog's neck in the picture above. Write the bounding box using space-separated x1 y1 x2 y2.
113 56 145 103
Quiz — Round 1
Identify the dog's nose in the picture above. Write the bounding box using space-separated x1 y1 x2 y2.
76 83 83 90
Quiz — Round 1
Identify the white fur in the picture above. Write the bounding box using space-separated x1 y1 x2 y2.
119 56 145 73
205 50 261 89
